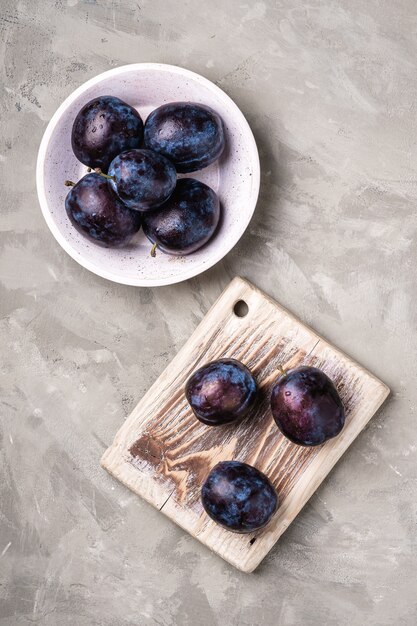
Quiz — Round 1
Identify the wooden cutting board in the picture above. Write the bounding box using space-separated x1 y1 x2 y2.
101 277 389 572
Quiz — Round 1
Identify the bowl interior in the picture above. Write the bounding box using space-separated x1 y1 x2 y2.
39 65 259 286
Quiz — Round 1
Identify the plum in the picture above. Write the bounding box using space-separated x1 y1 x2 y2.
108 149 177 211
270 366 345 446
144 102 225 173
185 358 257 426
71 96 143 171
201 461 278 533
142 178 220 256
64 173 141 247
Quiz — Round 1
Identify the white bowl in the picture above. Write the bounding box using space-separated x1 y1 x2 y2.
36 64 260 287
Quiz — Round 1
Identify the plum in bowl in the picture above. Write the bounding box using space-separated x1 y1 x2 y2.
37 63 260 287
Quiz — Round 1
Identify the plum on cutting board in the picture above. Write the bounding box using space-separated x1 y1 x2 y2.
144 102 225 173
185 358 257 426
71 96 143 171
270 366 345 446
142 178 220 256
201 461 278 533
108 149 177 211
64 173 141 247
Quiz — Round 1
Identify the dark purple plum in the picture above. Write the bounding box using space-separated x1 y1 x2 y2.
144 102 225 173
65 173 141 247
142 178 220 256
108 149 176 211
71 96 143 171
271 366 345 446
201 461 278 533
185 358 257 426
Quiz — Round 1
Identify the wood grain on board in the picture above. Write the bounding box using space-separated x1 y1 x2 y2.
101 277 389 572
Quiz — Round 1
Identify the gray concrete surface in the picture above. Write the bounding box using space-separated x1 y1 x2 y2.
1 1 416 624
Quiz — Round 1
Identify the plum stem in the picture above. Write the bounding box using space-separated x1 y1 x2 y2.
278 365 287 377
64 180 75 186
150 242 158 258
94 167 115 181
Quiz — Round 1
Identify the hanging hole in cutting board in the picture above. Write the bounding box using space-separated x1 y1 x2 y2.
233 300 249 318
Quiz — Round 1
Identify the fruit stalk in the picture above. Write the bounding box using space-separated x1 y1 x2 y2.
94 168 115 181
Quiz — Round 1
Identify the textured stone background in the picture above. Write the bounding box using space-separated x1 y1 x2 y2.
1 1 416 624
